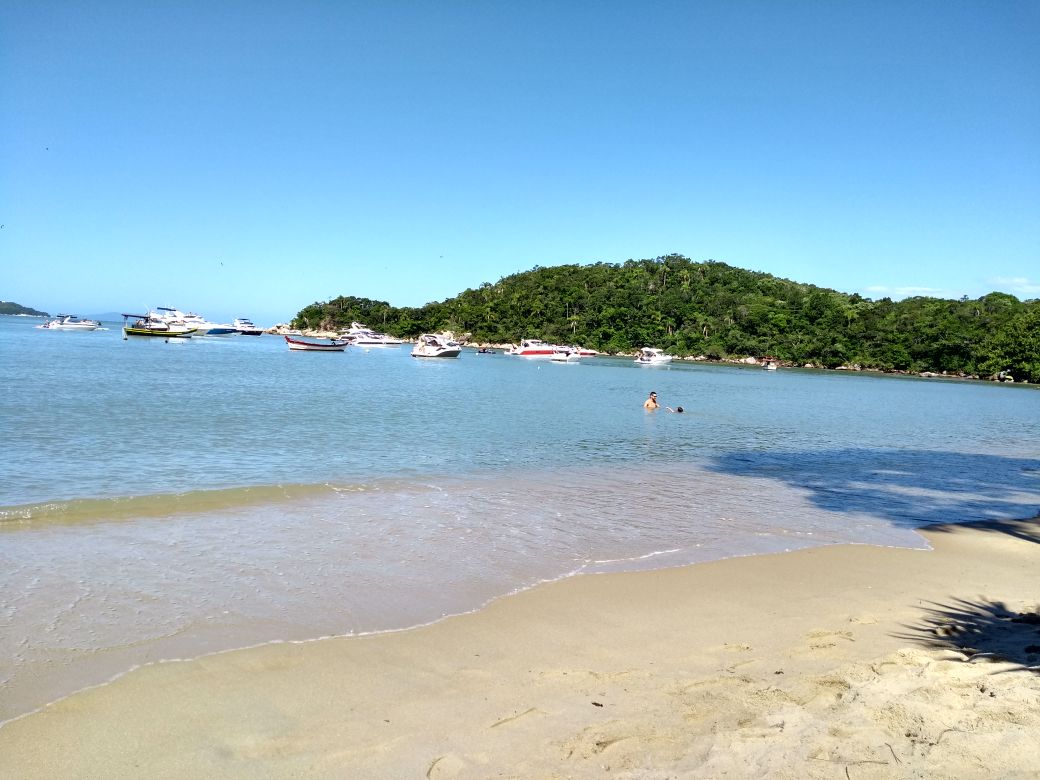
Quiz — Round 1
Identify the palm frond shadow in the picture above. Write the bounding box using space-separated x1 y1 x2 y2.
706 449 1040 529
895 597 1040 672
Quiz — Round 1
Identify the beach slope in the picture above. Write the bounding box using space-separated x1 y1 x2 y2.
2 518 1038 778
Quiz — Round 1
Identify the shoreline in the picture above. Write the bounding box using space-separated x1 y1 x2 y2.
2 516 1038 778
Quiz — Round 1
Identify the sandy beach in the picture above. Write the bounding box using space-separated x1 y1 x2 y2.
2 517 1038 779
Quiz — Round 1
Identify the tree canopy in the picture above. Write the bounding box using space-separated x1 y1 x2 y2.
293 255 1039 383
0 301 48 316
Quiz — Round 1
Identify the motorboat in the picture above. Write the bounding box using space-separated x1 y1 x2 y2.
340 322 404 347
555 344 598 357
232 318 263 335
550 347 581 363
570 345 599 357
762 359 779 371
506 338 557 358
285 335 347 352
411 333 462 358
37 314 101 331
121 313 196 338
634 347 673 365
153 308 236 336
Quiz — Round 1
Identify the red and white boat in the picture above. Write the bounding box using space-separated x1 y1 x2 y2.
285 335 347 352
506 338 557 358
564 345 599 357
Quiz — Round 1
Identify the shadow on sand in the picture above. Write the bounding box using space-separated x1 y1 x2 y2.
706 449 1040 528
896 597 1040 673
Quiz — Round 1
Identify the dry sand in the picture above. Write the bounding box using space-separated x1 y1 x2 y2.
2 518 1038 779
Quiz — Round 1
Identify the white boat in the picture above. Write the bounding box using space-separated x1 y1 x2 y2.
340 321 404 347
506 338 556 358
285 335 347 352
411 333 462 358
153 308 236 336
550 347 581 363
37 314 101 331
634 347 673 365
232 318 263 335
762 360 779 371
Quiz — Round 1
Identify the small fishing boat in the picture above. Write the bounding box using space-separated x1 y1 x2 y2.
762 360 779 371
122 313 196 338
37 314 101 331
411 333 462 358
285 335 347 352
634 347 673 365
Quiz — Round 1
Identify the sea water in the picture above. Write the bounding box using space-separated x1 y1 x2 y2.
1 315 1038 722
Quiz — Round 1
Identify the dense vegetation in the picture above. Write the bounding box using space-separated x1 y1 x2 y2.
294 255 1040 383
0 301 48 316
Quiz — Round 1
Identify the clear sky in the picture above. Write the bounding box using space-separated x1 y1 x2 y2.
3 1 1038 325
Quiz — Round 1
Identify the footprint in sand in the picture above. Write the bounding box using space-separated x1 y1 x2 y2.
806 629 855 651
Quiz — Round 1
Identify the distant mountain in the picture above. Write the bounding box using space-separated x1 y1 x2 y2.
0 301 48 317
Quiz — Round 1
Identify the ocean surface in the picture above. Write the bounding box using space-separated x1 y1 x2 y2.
2 315 1038 723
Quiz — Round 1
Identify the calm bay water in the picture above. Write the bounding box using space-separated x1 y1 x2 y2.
2 315 1038 722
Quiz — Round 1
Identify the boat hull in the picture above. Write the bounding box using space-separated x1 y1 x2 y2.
285 336 346 352
123 327 196 338
411 349 462 358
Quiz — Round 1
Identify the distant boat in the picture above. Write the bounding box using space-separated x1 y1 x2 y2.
566 345 599 357
550 347 581 363
36 314 101 331
232 318 263 335
411 333 462 358
762 360 779 371
285 335 347 352
506 338 556 358
634 347 673 365
340 322 404 347
153 307 235 336
122 313 196 338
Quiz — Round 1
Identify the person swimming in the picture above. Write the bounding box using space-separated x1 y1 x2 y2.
643 391 659 409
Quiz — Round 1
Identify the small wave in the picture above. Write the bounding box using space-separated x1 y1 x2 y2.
0 482 357 529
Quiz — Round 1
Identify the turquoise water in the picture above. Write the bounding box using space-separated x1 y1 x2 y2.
2 315 1038 722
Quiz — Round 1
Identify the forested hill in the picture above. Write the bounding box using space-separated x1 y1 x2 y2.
0 301 48 316
294 255 1040 382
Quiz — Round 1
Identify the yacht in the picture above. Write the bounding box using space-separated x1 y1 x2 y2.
37 315 101 331
153 308 236 336
232 318 263 335
411 333 462 359
506 338 556 358
634 347 673 365
550 347 581 363
340 322 404 347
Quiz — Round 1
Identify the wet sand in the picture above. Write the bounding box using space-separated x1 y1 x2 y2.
2 517 1038 778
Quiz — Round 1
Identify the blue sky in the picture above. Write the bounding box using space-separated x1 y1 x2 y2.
3 1 1038 325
